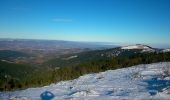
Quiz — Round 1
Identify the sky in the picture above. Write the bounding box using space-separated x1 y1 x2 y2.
0 0 170 46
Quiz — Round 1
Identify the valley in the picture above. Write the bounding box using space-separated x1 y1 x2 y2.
0 39 170 92
1 0 170 99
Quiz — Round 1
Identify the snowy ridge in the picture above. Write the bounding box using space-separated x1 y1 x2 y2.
121 44 151 50
1 62 170 100
162 49 170 53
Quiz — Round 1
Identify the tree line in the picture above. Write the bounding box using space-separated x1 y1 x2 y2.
1 52 170 91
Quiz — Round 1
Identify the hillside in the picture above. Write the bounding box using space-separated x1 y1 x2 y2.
0 44 170 91
1 62 170 100
44 44 169 68
0 50 29 60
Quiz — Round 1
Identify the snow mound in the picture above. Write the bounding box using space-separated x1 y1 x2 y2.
1 62 170 100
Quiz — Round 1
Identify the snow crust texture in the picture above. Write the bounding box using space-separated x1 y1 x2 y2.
1 62 170 100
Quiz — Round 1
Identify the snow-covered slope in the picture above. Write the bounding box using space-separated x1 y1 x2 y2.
1 62 170 100
162 49 170 53
121 44 151 50
121 44 156 53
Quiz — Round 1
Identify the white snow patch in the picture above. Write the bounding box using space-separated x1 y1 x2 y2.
162 49 170 53
121 44 150 50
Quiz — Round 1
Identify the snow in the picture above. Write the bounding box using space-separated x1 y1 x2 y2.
121 44 150 50
1 62 170 100
162 49 170 53
141 49 155 53
64 55 78 60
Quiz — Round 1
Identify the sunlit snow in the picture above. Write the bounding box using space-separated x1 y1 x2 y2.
1 62 170 100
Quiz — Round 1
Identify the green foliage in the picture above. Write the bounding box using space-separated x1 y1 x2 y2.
0 50 29 60
0 50 170 91
44 48 140 68
48 52 170 87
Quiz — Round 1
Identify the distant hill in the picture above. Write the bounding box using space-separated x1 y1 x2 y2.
44 44 170 68
121 44 152 49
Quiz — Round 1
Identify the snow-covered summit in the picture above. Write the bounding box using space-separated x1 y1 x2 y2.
1 62 170 100
162 49 170 53
121 44 151 50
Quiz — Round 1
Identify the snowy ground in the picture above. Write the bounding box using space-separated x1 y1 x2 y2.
1 62 170 100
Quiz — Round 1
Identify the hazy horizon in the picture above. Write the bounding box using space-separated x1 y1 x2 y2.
0 37 170 49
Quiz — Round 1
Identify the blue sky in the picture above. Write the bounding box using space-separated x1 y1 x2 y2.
0 0 170 46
